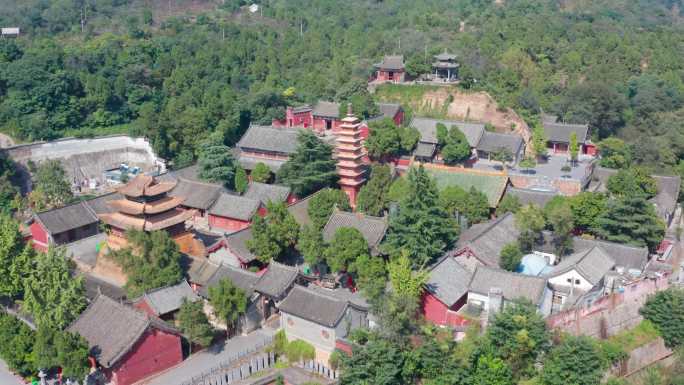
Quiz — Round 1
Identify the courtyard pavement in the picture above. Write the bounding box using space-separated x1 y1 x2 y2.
0 360 24 385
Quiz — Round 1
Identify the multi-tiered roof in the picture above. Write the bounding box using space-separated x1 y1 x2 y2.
336 105 367 207
99 175 194 232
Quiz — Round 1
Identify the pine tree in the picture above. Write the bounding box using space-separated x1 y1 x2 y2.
251 162 271 183
209 278 247 336
500 242 523 271
30 160 73 210
382 166 458 267
0 214 25 298
356 164 392 216
594 196 665 251
277 131 338 196
234 165 248 194
247 201 300 263
515 204 546 252
441 126 471 165
324 227 369 272
296 225 325 266
569 131 579 165
307 188 350 229
198 136 236 188
178 298 215 352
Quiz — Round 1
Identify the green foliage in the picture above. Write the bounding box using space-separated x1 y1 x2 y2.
439 185 490 225
30 160 73 210
23 246 87 330
351 254 386 306
491 147 514 167
594 196 665 251
208 278 248 333
599 138 631 169
251 163 271 183
34 327 89 380
307 188 351 230
515 205 546 252
567 192 608 232
277 131 337 197
296 225 325 266
497 195 522 216
0 312 35 377
531 125 548 159
178 299 214 351
519 157 537 171
387 177 410 203
111 230 183 298
387 252 428 300
198 135 236 188
606 168 658 199
234 165 248 194
340 337 407 385
325 227 369 273
640 288 684 348
383 166 458 267
441 125 472 165
0 214 28 299
569 132 579 163
473 355 514 385
285 339 316 363
545 198 574 256
540 336 606 385
485 300 549 378
500 242 523 272
366 118 420 159
356 164 392 216
247 202 300 263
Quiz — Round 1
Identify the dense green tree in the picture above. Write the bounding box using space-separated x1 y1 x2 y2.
472 355 514 385
198 136 236 188
365 119 420 159
23 247 87 330
34 327 89 380
356 164 392 216
439 185 490 225
178 298 214 352
485 300 549 377
497 195 522 216
531 125 548 159
247 201 299 263
0 312 36 376
598 138 631 169
325 227 370 273
30 160 73 210
545 199 575 256
594 196 665 251
500 242 523 272
515 204 546 252
387 177 410 203
640 288 684 348
491 147 514 168
251 162 271 183
382 166 458 267
111 230 183 298
208 278 247 336
277 131 337 197
234 165 248 194
296 225 325 266
340 337 407 385
0 214 25 298
569 131 579 164
307 188 351 230
518 157 537 173
387 252 428 300
540 336 606 385
606 168 658 199
441 125 471 165
568 192 608 232
351 254 386 305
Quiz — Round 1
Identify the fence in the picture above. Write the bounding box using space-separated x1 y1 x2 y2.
180 335 274 385
296 360 340 380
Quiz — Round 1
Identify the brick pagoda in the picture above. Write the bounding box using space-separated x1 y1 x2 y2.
336 105 367 208
99 175 202 256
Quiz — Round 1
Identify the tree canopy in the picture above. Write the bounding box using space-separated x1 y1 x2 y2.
356 164 392 216
277 131 338 197
30 160 73 210
248 201 300 263
594 196 665 251
307 188 351 230
208 278 248 335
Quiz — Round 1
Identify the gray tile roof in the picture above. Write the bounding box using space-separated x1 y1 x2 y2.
543 121 589 143
224 227 258 263
410 117 485 147
199 264 260 298
81 273 126 302
237 153 288 173
65 233 107 268
376 103 401 119
312 101 341 119
35 201 99 235
572 237 647 272
547 246 615 286
169 179 222 210
453 213 519 267
68 295 178 368
414 142 437 158
322 211 388 253
209 193 260 221
374 55 405 71
85 192 123 215
505 186 558 208
137 280 200 316
278 285 349 328
253 261 299 299
292 105 313 114
306 284 370 310
434 52 457 61
476 131 524 156
237 125 300 155
244 183 291 206
468 266 548 305
186 258 222 287
426 256 473 307
287 191 317 227
167 164 202 182
651 175 681 220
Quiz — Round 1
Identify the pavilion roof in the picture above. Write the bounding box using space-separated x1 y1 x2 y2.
116 175 177 198
374 55 404 71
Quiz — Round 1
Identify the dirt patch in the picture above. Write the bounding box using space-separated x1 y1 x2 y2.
0 133 15 148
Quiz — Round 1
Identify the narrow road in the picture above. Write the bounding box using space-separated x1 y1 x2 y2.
0 360 24 385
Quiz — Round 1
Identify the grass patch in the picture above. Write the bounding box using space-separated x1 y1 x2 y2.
607 320 660 351
62 122 135 139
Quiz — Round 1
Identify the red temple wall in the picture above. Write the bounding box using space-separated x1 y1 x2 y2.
29 221 49 252
208 215 251 232
110 329 182 385
421 292 468 327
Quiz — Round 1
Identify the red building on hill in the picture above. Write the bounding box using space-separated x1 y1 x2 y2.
373 55 405 83
68 295 183 385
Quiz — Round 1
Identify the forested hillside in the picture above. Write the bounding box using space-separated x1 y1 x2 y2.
0 0 682 171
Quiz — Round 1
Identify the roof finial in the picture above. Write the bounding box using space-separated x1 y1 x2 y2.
347 102 353 117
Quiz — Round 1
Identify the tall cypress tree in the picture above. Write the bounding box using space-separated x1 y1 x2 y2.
382 166 458 268
594 196 665 251
277 131 338 196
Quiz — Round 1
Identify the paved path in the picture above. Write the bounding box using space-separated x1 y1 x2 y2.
143 328 276 385
0 360 24 385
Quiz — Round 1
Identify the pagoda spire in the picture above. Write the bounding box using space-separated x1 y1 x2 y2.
336 104 367 209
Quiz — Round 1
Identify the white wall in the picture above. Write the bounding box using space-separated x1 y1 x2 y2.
548 269 594 292
281 311 336 353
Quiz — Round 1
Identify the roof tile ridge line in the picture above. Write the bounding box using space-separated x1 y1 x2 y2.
222 263 260 278
67 292 105 331
138 279 190 298
267 260 299 273
479 264 546 281
296 284 348 305
467 213 512 244
34 197 94 215
176 177 223 188
286 188 325 208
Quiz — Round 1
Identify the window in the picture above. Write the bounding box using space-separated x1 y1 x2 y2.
575 279 581 285
566 278 572 283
